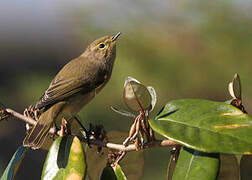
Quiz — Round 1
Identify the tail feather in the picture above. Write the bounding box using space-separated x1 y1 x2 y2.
23 101 66 149
23 122 51 150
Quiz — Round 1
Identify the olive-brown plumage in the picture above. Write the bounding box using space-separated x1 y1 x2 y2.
23 32 120 149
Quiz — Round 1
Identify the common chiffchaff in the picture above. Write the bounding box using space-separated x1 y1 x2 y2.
23 32 121 149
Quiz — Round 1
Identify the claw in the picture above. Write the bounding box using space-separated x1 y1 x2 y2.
58 118 70 136
23 108 30 117
34 109 40 121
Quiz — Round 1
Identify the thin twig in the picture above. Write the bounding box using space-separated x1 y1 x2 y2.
6 108 36 125
3 107 180 152
87 138 179 152
5 108 57 134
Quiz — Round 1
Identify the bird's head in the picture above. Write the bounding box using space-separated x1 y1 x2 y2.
83 32 121 65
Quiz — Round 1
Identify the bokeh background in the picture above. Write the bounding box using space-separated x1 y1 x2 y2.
0 0 252 179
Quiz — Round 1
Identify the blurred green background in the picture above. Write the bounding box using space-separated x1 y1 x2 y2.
0 0 252 179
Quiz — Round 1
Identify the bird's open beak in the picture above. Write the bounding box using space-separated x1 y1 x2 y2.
111 32 121 42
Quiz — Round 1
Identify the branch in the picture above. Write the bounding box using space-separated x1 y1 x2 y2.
90 139 180 152
5 108 36 125
5 108 57 134
3 107 180 152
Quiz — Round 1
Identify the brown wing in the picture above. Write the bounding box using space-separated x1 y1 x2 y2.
34 63 108 110
35 56 96 109
34 77 90 109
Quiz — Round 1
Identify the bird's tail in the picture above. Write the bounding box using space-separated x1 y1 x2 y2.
23 114 53 150
23 102 65 149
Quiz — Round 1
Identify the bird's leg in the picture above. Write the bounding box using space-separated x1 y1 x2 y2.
23 105 34 119
33 109 40 121
58 118 69 136
73 116 88 135
49 123 58 140
23 105 37 132
23 108 29 118
73 116 90 144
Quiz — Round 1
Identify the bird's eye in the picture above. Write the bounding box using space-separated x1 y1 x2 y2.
99 43 105 49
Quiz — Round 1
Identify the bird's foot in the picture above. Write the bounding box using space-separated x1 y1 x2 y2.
24 106 34 132
23 105 40 120
23 105 41 132
58 118 70 136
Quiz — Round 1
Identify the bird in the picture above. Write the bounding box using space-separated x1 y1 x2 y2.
23 32 121 149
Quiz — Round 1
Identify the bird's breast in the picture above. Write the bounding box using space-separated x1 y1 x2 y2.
61 90 96 119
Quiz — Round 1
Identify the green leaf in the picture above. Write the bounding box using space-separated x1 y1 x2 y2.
41 136 86 180
1 146 28 180
113 164 127 180
99 164 127 180
147 86 157 112
100 166 117 180
172 147 220 180
150 99 252 154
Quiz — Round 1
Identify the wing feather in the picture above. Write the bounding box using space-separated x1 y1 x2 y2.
35 78 89 109
34 57 107 109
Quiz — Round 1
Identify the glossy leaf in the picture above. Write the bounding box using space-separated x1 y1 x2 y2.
100 166 117 180
100 164 127 180
123 77 152 112
1 146 28 180
147 86 157 112
172 147 220 180
41 136 86 180
150 99 252 154
113 164 127 180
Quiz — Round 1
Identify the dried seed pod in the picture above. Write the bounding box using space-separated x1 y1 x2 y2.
123 77 152 112
128 120 137 138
